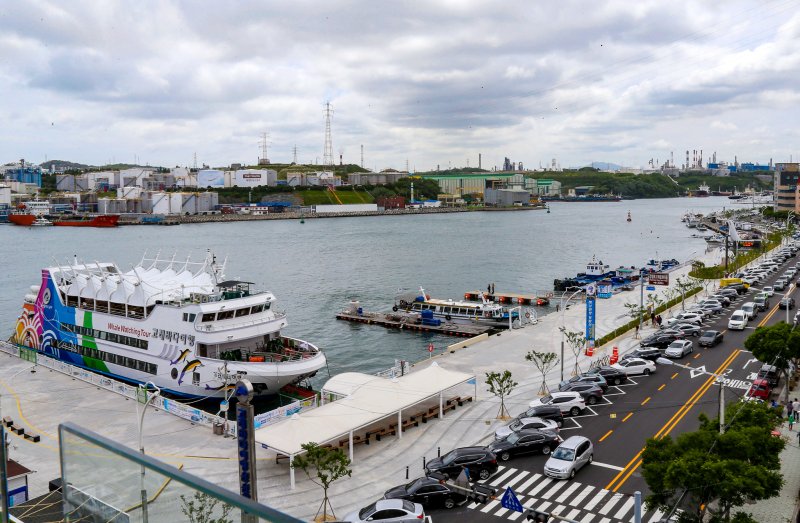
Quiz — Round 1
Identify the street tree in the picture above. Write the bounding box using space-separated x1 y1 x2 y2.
485 370 517 419
179 492 234 523
744 322 800 404
291 442 353 522
525 350 559 394
559 327 587 376
641 401 784 522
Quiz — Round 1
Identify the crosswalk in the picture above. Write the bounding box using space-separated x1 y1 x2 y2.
468 465 667 523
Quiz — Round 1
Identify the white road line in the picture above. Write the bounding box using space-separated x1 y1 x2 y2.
613 497 635 519
490 467 519 486
515 473 540 494
648 509 665 523
598 518 611 523
590 461 624 471
536 501 553 512
566 508 581 520
598 493 623 515
528 477 554 497
579 514 596 523
584 489 609 512
493 506 511 518
542 480 570 500
555 482 581 503
505 470 531 489
551 505 567 517
480 499 501 513
508 498 536 521
571 485 595 507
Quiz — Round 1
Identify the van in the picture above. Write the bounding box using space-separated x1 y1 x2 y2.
720 278 749 290
543 436 593 480
757 364 780 387
741 302 758 319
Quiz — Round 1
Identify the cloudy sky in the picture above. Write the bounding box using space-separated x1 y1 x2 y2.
2 0 799 171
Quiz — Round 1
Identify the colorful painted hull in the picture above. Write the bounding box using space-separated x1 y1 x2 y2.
8 214 36 226
12 269 326 398
52 215 120 227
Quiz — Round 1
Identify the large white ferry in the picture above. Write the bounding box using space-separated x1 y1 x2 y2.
11 252 326 398
394 287 517 327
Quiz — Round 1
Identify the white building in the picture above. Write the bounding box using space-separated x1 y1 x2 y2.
0 185 11 206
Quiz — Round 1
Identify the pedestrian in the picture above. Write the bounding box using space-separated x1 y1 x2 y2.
789 411 795 431
555 304 560 312
635 323 640 339
788 400 794 420
651 311 657 327
487 283 491 295
793 398 800 415
491 282 496 294
656 315 663 327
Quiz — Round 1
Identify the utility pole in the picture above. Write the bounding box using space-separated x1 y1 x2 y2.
639 268 646 332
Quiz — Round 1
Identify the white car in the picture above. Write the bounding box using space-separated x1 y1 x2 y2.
664 340 694 358
686 307 713 318
611 357 656 376
728 310 749 330
529 392 586 417
763 286 774 297
666 312 704 326
495 416 560 440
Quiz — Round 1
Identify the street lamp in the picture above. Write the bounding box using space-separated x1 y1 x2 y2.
137 381 161 523
656 358 726 434
559 288 585 382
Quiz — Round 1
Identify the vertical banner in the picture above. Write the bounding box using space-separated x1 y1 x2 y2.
585 296 596 348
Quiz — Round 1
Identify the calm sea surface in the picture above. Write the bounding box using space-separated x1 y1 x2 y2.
0 197 733 387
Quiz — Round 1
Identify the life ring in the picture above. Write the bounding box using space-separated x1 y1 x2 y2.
525 312 531 319
392 306 398 312
445 314 452 321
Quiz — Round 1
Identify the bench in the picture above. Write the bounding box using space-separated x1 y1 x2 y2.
338 435 362 448
442 403 456 415
2 417 11 427
458 396 473 406
446 396 461 407
401 418 418 430
275 453 290 464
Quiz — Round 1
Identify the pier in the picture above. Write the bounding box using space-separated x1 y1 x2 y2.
335 310 495 337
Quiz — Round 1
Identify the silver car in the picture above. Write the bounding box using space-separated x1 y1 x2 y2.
664 339 693 358
544 435 593 480
344 499 425 523
495 416 559 440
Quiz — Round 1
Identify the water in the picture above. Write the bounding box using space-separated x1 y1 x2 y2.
0 197 731 387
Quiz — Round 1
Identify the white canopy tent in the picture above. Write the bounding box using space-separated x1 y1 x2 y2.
254 362 476 488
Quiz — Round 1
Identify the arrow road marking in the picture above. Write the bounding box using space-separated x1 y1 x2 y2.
743 358 760 369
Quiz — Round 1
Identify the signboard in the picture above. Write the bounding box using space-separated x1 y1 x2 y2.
597 282 613 299
648 272 670 286
646 286 656 291
585 296 596 346
501 487 524 512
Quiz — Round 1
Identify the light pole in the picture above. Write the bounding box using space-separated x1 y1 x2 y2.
137 381 161 523
639 268 647 331
657 358 726 434
559 288 584 382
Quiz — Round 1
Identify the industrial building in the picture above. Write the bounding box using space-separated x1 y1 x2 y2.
420 172 525 197
346 171 408 185
525 178 562 196
98 191 219 215
484 187 533 206
774 163 799 212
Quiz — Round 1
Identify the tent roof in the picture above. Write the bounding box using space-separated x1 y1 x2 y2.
254 363 474 456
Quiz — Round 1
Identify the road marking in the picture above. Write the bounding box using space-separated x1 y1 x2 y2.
505 470 530 489
671 372 679 379
584 489 609 511
689 365 707 378
555 482 581 503
515 473 540 494
579 515 595 523
614 496 635 519
622 412 633 422
598 493 622 515
693 353 701 359
528 477 553 497
599 430 613 442
542 480 569 499
591 461 624 471
641 396 651 406
571 485 595 507
480 499 501 512
604 349 741 493
565 508 581 520
490 467 518 486
657 384 666 391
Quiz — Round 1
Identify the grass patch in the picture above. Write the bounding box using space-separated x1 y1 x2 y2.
299 188 375 206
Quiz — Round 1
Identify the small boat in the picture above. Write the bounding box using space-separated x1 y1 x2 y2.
696 223 708 231
645 258 680 272
394 287 518 327
705 234 725 244
627 211 632 222
31 217 52 227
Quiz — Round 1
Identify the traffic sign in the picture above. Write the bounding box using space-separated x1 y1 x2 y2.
648 272 670 286
646 286 656 291
501 487 524 512
428 343 434 353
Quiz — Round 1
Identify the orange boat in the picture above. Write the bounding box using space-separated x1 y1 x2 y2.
52 215 119 227
8 213 36 226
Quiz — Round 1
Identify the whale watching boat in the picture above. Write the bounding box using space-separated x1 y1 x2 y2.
11 251 326 398
394 287 518 327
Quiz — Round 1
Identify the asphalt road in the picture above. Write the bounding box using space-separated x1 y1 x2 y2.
427 252 798 523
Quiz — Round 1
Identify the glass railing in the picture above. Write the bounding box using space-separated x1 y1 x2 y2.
58 422 303 523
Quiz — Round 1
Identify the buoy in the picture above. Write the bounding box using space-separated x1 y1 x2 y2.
626 211 632 223
300 218 305 224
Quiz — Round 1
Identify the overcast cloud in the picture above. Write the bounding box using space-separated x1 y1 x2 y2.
1 0 799 171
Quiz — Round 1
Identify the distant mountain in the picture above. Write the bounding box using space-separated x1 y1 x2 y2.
588 162 623 171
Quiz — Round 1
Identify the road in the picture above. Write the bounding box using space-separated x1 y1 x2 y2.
428 253 797 523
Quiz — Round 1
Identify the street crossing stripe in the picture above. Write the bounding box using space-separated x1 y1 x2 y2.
528 477 553 497
542 480 568 499
597 493 622 515
505 470 530 489
584 489 609 511
613 497 635 519
590 461 624 471
571 485 595 506
555 482 581 503
514 473 540 493
481 499 501 513
490 467 518 486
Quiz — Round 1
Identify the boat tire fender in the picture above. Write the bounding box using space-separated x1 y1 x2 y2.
445 314 452 321
392 306 398 312
525 312 531 319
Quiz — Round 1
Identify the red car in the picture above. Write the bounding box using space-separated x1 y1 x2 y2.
746 379 772 401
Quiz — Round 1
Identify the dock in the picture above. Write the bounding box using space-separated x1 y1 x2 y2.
335 310 495 337
464 290 553 306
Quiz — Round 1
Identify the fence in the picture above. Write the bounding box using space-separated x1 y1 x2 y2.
375 359 412 379
253 396 317 429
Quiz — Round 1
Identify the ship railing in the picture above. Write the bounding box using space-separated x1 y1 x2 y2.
199 311 287 332
233 337 321 363
0 340 236 437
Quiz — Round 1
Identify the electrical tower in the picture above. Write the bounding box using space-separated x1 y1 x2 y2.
360 145 364 168
322 102 334 168
258 132 270 165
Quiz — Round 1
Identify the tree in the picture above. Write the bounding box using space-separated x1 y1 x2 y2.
641 401 784 522
674 276 699 311
559 327 586 376
291 442 353 521
525 350 559 394
179 492 234 523
485 370 517 419
744 322 800 404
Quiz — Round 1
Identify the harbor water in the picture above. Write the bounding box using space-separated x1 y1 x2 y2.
0 197 733 387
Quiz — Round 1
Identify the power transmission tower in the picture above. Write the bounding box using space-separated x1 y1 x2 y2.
360 145 364 168
322 102 334 169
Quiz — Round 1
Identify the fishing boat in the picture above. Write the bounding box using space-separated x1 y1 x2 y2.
10 251 326 398
394 287 518 327
645 258 680 272
553 256 639 292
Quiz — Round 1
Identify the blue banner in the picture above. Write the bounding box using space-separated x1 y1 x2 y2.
586 296 596 345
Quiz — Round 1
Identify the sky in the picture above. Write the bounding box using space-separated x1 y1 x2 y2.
2 0 800 171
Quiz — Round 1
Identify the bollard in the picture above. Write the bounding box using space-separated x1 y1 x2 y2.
423 456 426 469
438 447 441 457
406 466 409 480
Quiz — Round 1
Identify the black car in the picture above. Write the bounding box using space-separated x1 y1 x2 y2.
621 347 663 362
640 332 682 350
557 382 604 405
725 283 748 295
585 366 628 385
514 405 565 427
488 429 562 462
559 374 609 393
718 288 739 298
423 447 499 481
779 297 796 310
384 476 466 510
697 330 723 347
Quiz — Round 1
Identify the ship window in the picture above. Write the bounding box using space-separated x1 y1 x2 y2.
183 313 189 321
192 372 200 386
217 310 234 320
201 313 215 322
136 360 146 372
264 301 271 310
235 308 249 318
250 304 263 314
